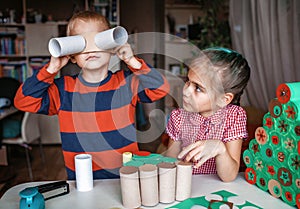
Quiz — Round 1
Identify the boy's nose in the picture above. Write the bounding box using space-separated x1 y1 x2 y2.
82 32 101 53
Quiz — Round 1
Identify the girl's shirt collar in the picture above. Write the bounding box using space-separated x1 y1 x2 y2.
187 105 230 126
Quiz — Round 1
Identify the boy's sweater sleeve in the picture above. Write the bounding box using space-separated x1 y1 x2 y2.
14 64 61 115
127 57 170 102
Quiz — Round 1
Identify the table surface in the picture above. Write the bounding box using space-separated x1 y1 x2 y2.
0 107 18 120
0 173 295 209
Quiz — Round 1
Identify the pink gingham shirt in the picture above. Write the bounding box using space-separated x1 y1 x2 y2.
166 104 248 175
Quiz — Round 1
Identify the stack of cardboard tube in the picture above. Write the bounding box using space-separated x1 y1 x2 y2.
119 161 193 208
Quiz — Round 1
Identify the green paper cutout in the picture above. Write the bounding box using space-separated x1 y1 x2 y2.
208 200 233 209
165 190 263 209
236 200 264 209
130 153 177 166
211 190 237 201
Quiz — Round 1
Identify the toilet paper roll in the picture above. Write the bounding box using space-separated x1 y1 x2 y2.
274 118 290 136
268 179 282 198
75 154 93 192
276 82 300 104
175 161 193 201
248 138 260 156
122 152 132 164
274 148 289 166
157 162 176 204
268 98 283 118
243 149 254 168
119 166 141 208
245 167 257 184
94 26 128 50
255 127 268 145
282 186 297 207
287 153 299 173
282 100 300 121
48 35 86 57
263 112 275 130
281 133 296 152
139 164 159 207
260 143 274 163
256 172 269 191
268 131 282 149
293 121 300 137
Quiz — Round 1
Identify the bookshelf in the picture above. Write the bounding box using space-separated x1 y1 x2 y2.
0 0 120 82
0 23 64 82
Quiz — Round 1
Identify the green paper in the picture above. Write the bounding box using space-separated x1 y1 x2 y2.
123 160 144 167
165 190 263 209
236 200 263 209
211 190 237 202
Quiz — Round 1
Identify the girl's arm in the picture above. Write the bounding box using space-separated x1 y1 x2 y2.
215 139 243 182
178 138 243 182
165 139 182 158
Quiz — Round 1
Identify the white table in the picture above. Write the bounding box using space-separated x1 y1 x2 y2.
0 107 18 120
0 173 295 209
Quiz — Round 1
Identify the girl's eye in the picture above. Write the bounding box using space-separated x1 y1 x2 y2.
195 86 202 92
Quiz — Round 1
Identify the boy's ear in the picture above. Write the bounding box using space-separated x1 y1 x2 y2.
224 92 234 105
69 56 76 63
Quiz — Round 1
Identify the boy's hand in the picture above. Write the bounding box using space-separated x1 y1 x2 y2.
115 43 142 69
178 140 226 168
46 56 70 74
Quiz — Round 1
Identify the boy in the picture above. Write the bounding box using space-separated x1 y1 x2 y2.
14 11 169 179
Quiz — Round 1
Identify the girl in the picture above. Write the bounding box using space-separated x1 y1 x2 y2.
165 47 250 182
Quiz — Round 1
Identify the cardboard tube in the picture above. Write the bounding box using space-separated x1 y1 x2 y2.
119 166 141 208
122 152 133 164
268 98 282 118
175 161 192 201
74 154 93 192
158 162 176 203
276 82 300 104
48 35 86 57
94 26 128 50
139 164 159 207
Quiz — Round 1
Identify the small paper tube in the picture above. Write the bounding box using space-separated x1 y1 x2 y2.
122 152 133 164
119 166 141 208
74 154 93 192
175 161 193 201
158 162 177 203
48 35 86 57
139 164 159 207
94 26 128 50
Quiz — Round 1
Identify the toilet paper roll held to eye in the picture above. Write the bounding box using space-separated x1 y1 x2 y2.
48 35 86 57
94 26 128 50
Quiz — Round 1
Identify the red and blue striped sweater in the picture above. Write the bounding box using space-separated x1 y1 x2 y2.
14 58 169 179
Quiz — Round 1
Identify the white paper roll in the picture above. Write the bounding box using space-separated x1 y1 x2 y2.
175 161 193 201
119 166 141 208
139 164 159 207
122 152 133 164
75 154 93 192
48 35 86 57
94 26 128 50
158 162 177 203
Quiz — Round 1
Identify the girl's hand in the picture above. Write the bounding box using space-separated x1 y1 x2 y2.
47 56 70 74
115 43 142 69
178 140 226 168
